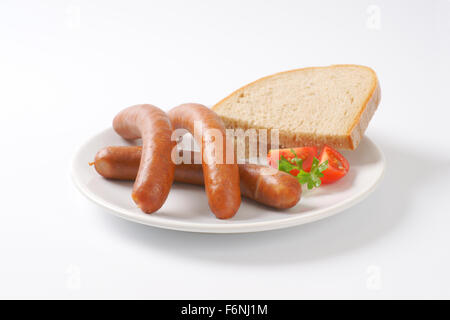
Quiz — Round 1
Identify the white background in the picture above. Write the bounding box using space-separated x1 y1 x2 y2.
0 0 449 299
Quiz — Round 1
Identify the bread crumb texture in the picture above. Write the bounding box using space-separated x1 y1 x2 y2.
213 65 380 150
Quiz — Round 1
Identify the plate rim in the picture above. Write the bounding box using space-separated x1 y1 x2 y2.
71 128 386 234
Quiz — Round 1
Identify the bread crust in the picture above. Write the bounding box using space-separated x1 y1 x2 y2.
347 77 381 149
212 65 381 150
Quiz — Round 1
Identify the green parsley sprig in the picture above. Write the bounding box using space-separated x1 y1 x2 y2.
278 149 328 190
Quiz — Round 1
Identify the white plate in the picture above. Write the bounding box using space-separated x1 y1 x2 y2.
71 128 385 233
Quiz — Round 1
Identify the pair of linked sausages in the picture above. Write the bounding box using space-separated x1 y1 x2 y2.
91 103 302 219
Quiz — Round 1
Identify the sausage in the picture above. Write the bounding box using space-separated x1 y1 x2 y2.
237 164 301 209
112 104 175 213
91 146 141 180
91 147 301 209
168 103 241 219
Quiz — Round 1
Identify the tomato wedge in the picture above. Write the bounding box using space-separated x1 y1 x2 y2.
268 147 317 175
318 145 349 184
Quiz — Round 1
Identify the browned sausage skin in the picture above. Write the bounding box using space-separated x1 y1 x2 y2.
92 146 141 180
91 147 301 209
168 103 241 219
238 164 301 209
112 104 175 214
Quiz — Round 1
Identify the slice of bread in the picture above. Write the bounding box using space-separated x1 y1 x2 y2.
212 65 380 150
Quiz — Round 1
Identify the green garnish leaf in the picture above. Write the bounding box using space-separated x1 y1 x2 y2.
277 151 328 190
279 155 295 172
317 160 328 175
